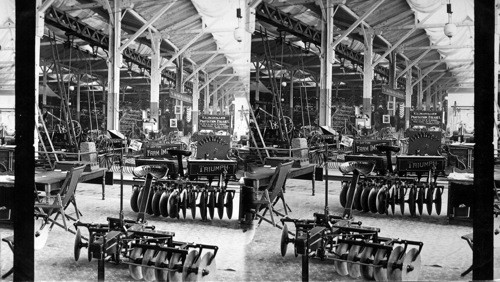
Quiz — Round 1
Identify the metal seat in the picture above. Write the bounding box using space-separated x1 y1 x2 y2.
254 161 293 227
338 161 375 176
132 165 168 179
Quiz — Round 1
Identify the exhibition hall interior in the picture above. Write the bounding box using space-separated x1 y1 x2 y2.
0 0 498 281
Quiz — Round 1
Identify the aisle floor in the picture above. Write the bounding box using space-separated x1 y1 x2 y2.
1 174 499 281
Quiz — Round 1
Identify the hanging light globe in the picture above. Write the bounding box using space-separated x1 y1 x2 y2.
444 22 457 38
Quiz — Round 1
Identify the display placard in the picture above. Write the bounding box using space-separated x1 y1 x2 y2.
199 115 231 131
192 135 231 159
396 156 445 172
410 111 442 127
143 143 183 158
352 139 391 155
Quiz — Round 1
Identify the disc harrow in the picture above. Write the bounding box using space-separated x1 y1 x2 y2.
339 145 445 217
279 214 423 281
130 178 235 221
73 164 218 281
339 176 444 217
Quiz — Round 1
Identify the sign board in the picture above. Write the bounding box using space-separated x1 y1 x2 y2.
192 135 231 159
381 85 405 99
352 139 391 155
410 111 442 127
187 159 237 176
169 119 178 128
396 156 446 173
169 90 192 103
199 115 231 131
143 143 183 158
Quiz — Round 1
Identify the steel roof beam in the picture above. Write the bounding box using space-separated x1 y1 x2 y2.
183 52 219 83
119 1 176 52
210 76 238 97
372 7 439 67
331 0 386 50
421 72 447 93
199 65 230 91
159 30 205 71
412 60 444 87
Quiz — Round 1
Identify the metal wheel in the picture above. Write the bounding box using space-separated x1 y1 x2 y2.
130 186 140 212
373 248 388 281
347 244 362 278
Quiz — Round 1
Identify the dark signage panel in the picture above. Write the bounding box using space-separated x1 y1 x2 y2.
396 156 445 172
199 115 231 131
410 111 442 127
143 143 182 158
187 160 237 176
353 139 391 155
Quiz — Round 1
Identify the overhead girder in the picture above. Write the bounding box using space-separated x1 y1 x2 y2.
255 2 407 88
44 5 194 90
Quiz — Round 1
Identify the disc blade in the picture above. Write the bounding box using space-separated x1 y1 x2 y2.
376 187 387 214
146 187 155 215
334 243 349 276
217 191 225 219
353 184 364 211
401 248 422 281
359 246 374 280
180 189 187 219
182 250 199 282
208 191 216 220
434 187 442 215
361 186 371 213
399 186 405 216
339 181 349 208
390 185 396 215
387 246 405 281
225 192 233 219
417 187 425 216
168 190 179 219
200 192 207 220
426 186 434 215
130 186 140 212
198 252 216 282
368 187 378 213
190 191 197 219
159 190 170 217
280 224 289 257
347 244 362 278
373 248 388 281
155 250 169 282
142 249 157 282
152 190 162 216
168 252 183 282
73 228 82 261
409 188 416 217
129 247 143 280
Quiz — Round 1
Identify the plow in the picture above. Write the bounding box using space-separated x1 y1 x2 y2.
130 149 236 221
278 144 424 281
73 151 218 281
